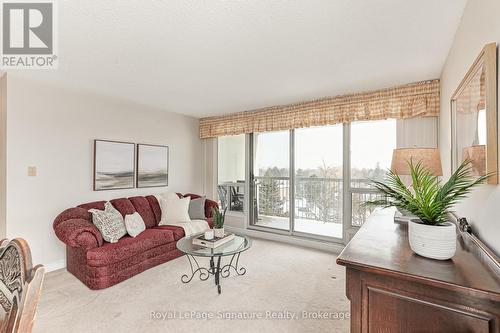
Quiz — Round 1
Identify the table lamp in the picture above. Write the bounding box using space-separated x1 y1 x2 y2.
391 148 443 176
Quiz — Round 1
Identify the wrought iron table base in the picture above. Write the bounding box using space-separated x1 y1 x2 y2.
181 253 247 294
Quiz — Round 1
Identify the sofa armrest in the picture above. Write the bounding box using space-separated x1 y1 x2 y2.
205 199 219 218
54 218 103 250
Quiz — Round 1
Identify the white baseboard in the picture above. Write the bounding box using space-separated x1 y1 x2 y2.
224 226 345 254
44 259 66 273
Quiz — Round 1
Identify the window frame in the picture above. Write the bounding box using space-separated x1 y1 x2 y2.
346 119 397 240
216 134 247 216
216 119 397 244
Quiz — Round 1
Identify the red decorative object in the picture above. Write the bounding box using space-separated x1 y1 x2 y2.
53 194 217 290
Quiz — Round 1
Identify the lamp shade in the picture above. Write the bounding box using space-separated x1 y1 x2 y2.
391 148 443 176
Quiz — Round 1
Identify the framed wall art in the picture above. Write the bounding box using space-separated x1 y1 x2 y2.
93 140 135 191
137 144 169 188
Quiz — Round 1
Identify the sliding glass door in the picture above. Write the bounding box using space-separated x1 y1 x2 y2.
294 125 343 238
249 125 343 239
251 131 290 231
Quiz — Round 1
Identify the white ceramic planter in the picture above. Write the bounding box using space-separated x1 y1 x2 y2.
408 219 456 260
214 227 225 238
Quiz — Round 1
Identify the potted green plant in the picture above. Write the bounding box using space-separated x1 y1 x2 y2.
212 207 227 238
365 160 488 260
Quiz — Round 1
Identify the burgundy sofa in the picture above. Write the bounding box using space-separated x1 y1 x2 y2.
53 193 217 290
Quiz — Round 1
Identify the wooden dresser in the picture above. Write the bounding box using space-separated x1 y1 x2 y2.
337 209 500 333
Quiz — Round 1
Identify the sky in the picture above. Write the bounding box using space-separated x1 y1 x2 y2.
254 119 396 171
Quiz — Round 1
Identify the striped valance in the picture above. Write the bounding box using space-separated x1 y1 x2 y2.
199 79 440 139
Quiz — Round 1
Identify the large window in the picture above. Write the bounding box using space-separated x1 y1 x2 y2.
350 120 396 226
217 135 245 213
218 119 398 242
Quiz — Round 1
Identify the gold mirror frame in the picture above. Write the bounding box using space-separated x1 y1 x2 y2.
451 42 498 184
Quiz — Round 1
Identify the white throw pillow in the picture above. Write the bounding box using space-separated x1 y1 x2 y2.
158 192 179 202
158 196 191 225
124 212 146 237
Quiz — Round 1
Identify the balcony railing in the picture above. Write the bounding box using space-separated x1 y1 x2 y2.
218 176 384 228
217 181 245 212
350 188 385 227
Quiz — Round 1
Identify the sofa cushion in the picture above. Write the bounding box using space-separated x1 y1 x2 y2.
86 228 176 267
129 196 157 228
145 195 162 224
154 225 185 241
110 198 136 217
78 201 106 211
85 242 180 279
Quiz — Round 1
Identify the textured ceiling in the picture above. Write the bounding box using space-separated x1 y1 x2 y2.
15 0 466 117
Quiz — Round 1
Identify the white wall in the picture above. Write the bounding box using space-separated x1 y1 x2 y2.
397 117 438 149
217 134 245 183
5 74 204 269
202 138 217 200
440 0 500 256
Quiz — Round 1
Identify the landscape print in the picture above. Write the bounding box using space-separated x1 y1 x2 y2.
137 144 169 188
94 140 135 190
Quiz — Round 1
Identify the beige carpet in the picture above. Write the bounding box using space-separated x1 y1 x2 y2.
34 238 350 333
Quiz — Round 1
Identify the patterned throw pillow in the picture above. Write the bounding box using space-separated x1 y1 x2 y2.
124 212 146 237
89 202 127 243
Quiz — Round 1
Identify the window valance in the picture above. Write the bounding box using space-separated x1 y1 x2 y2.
199 79 439 139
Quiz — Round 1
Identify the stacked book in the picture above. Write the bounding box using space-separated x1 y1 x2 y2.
192 233 235 249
